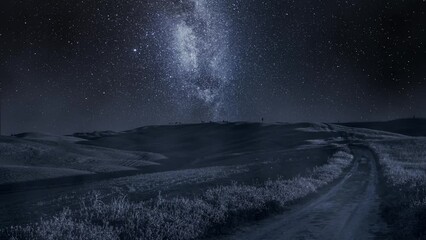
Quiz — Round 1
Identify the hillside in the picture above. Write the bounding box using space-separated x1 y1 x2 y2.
337 118 426 137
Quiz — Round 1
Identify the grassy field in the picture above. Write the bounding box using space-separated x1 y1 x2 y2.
1 148 353 240
0 135 164 185
6 122 426 239
0 122 359 239
369 139 426 239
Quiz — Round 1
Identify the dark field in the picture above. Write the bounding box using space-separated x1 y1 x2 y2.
0 122 425 239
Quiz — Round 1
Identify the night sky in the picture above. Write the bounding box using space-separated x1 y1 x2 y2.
1 0 425 135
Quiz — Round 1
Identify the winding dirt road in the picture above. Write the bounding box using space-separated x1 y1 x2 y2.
221 146 388 240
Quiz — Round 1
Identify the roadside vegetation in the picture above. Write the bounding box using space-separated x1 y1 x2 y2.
1 147 353 240
370 139 426 239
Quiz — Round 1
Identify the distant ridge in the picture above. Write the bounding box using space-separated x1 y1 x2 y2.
337 118 426 137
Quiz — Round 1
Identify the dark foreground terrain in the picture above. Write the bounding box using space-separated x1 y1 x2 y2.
0 121 425 239
220 146 387 240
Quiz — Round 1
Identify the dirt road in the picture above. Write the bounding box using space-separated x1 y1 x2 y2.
220 146 388 240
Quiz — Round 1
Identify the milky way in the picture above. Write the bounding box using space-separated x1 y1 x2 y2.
2 0 425 134
166 0 233 120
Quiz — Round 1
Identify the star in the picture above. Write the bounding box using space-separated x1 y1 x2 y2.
165 0 233 120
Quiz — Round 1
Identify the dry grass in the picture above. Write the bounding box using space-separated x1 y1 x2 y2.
370 139 426 239
1 149 353 240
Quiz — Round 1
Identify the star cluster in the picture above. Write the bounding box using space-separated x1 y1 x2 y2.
165 0 234 119
0 0 425 134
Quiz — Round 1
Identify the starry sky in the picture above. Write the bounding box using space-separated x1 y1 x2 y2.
1 0 425 135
